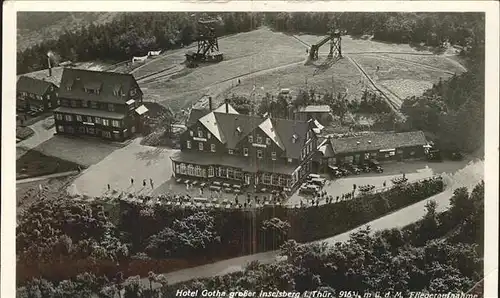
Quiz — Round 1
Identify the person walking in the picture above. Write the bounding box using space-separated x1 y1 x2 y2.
383 181 386 187
143 179 146 187
131 178 134 185
150 178 154 189
107 184 111 191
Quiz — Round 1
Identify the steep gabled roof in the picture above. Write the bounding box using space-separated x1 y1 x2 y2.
272 118 312 159
330 131 427 154
187 108 209 126
214 113 262 149
258 118 285 150
199 112 225 143
17 76 55 96
58 68 140 104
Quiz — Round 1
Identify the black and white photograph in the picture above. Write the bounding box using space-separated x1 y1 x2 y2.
2 2 498 298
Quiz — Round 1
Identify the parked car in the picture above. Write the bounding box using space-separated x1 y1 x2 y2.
368 159 384 173
299 183 320 195
360 163 371 173
309 177 326 187
329 166 343 178
450 151 464 161
344 163 361 175
427 149 443 162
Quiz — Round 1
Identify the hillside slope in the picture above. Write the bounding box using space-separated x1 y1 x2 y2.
17 12 121 51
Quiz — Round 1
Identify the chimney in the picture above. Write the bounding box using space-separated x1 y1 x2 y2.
225 98 229 113
47 56 52 77
208 96 213 111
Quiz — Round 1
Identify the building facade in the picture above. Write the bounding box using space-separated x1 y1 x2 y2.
53 68 148 142
16 76 59 112
171 102 317 191
316 131 428 170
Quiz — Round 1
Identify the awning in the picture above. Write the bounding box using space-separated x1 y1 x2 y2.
379 148 395 152
135 105 149 115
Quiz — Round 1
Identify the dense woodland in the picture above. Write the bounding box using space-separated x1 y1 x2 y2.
17 181 483 297
17 178 443 284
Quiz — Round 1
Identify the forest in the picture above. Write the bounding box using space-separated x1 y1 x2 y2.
16 181 484 297
17 177 443 283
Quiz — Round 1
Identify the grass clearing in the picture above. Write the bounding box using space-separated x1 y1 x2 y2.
351 55 454 100
380 53 466 74
16 149 81 180
33 135 119 167
218 57 365 103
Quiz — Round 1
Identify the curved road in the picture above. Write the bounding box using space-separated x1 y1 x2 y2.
139 160 483 287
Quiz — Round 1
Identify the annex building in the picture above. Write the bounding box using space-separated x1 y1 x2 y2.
171 101 318 190
316 131 428 168
53 68 148 142
16 76 59 112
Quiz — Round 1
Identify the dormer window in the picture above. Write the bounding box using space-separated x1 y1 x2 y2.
197 128 203 138
236 127 242 134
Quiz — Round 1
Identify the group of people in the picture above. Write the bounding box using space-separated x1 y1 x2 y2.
105 177 156 193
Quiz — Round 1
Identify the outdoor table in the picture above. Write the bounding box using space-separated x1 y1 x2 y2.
176 178 183 183
225 204 232 209
194 197 208 203
214 204 221 208
184 179 190 184
212 198 218 203
222 199 230 204
264 201 272 206
191 181 199 186
209 185 221 191
233 184 241 189
223 183 231 188
185 202 192 207
213 181 222 186
261 188 267 192
165 201 172 205
195 202 203 208
224 188 232 193
234 189 241 194
200 182 207 188
205 203 213 208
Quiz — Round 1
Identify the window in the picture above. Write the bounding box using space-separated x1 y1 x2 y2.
130 88 137 96
288 158 293 163
47 95 51 100
207 132 211 139
78 126 85 134
263 174 271 185
187 165 195 176
103 131 111 138
410 151 415 156
197 128 203 138
189 130 194 137
272 152 277 160
102 119 110 126
76 115 83 122
57 125 64 132
95 117 101 124
266 138 271 145
187 141 192 149
228 149 234 155
292 135 298 143
243 148 249 156
257 150 263 159
257 136 262 144
211 144 216 152
175 164 180 173
108 104 115 112
48 102 52 108
180 164 187 175
227 168 234 179
112 120 121 127
64 115 73 121
248 136 253 143
86 116 93 123
364 153 370 160
37 95 42 100
57 99 61 106
199 142 203 151
55 114 63 121
91 102 98 109
195 166 202 177
71 100 77 108
208 166 214 177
